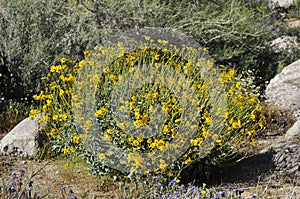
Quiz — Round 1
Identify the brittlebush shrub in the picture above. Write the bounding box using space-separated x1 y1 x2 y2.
30 37 266 180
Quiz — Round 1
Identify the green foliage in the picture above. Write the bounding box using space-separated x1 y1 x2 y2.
0 0 99 105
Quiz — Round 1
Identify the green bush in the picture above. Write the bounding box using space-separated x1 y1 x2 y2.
0 0 100 105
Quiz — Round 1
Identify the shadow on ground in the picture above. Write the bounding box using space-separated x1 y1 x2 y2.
180 150 276 186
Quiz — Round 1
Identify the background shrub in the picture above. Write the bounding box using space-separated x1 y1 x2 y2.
1 0 299 113
0 0 99 106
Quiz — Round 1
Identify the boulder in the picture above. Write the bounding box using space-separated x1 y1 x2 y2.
268 0 295 8
285 119 300 140
272 140 300 179
0 115 43 157
265 59 300 120
270 36 299 54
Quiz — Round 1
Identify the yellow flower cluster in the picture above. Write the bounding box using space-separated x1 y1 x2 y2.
30 57 83 155
50 64 67 73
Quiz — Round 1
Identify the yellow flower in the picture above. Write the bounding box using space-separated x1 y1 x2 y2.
129 102 134 109
155 140 165 150
163 125 170 134
134 119 147 126
95 107 108 117
143 170 151 175
66 74 75 82
110 75 119 83
225 110 231 119
128 137 134 142
103 67 110 74
60 57 67 64
157 39 168 45
142 113 149 122
202 127 209 138
237 93 244 101
50 65 57 73
246 129 256 136
150 142 156 149
144 36 151 41
59 89 65 96
106 129 113 134
29 109 40 117
52 115 59 121
129 67 135 72
202 111 212 125
62 148 69 155
159 163 168 172
162 48 169 53
235 82 242 89
259 116 266 128
43 105 48 112
252 139 259 147
249 110 256 121
49 128 56 137
134 109 140 119
229 87 235 95
183 157 192 165
84 50 91 55
153 92 159 100
33 94 41 101
255 104 262 112
98 153 105 159
232 119 242 129
175 118 182 123
70 146 76 153
134 136 142 143
78 60 85 67
46 100 52 106
133 140 140 147
131 95 137 101
104 133 112 142
205 116 212 125
59 113 68 120
72 134 81 144
42 114 50 122
145 93 151 101
147 138 152 144
126 56 134 62
191 137 203 147
248 96 257 104
229 69 235 78
171 128 177 138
